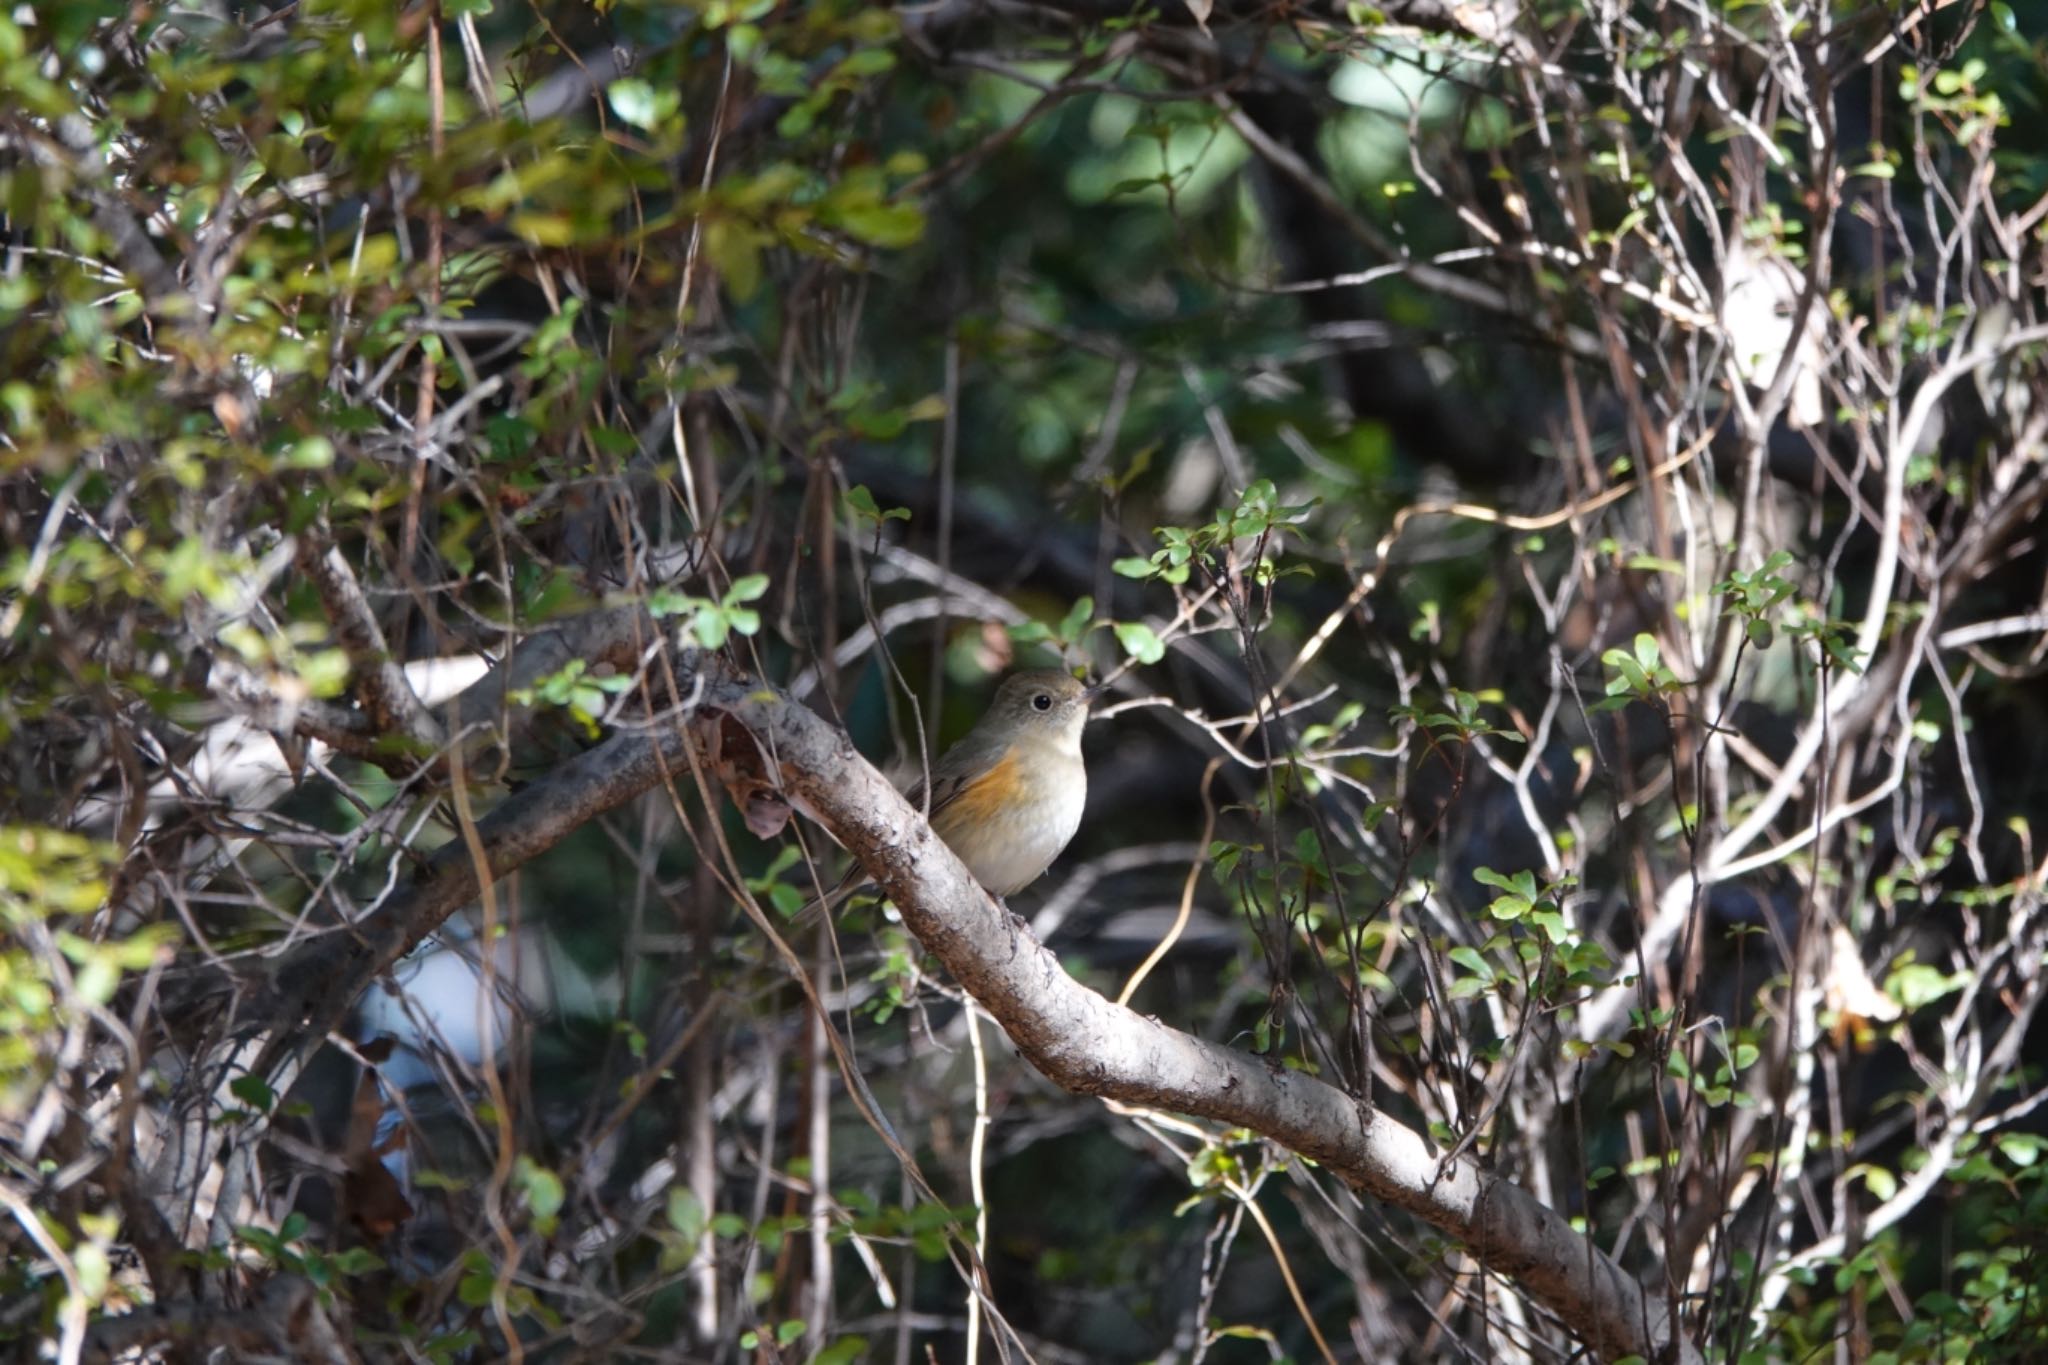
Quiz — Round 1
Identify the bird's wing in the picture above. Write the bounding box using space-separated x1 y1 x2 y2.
905 737 1009 824
905 767 967 818
794 741 986 924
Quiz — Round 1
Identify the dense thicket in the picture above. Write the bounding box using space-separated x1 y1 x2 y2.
5 1 2048 1361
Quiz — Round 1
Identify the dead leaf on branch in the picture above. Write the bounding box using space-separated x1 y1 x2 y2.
690 709 793 840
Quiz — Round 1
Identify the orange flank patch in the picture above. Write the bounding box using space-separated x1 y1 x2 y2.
933 748 1023 835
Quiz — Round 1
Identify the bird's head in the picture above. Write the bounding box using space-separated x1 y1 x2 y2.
984 668 1095 751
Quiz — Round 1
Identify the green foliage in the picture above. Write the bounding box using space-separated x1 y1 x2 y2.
863 929 927 1025
1391 689 1523 743
236 1213 388 1286
647 573 771 650
1114 479 1318 586
835 1189 977 1263
1900 59 2009 140
513 1155 565 1236
1009 594 1100 652
1716 550 1796 650
844 484 911 527
747 845 810 918
0 828 165 1115
1112 618 1165 664
1454 867 1612 1008
507 659 633 737
1598 632 1681 708
5 0 2047 1359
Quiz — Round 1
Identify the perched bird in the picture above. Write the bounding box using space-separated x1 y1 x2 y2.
805 668 1096 914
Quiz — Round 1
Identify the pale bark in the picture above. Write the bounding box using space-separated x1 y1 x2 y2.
177 627 1696 1363
702 675 1699 1365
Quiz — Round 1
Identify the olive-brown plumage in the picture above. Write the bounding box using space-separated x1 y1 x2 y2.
909 669 1092 897
808 669 1094 912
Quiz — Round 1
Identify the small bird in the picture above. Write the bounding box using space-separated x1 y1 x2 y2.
806 668 1096 914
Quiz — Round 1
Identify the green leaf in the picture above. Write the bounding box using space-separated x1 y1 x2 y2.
1887 961 1966 1011
230 1074 276 1113
814 1338 869 1365
834 201 925 249
648 588 704 620
1998 1134 2044 1168
1850 1162 1899 1199
237 1225 281 1258
1113 620 1165 665
1603 648 1650 697
330 1247 388 1276
515 1157 565 1235
287 435 334 469
1059 596 1095 645
1448 945 1494 982
74 954 119 1007
607 79 654 126
458 1267 495 1307
694 612 730 649
508 211 578 247
667 1188 706 1244
845 485 910 525
1299 702 1365 749
836 48 897 78
1007 621 1053 644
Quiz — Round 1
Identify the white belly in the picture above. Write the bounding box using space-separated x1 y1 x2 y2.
944 756 1086 897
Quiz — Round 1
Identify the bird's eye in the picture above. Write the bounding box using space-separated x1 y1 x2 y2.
1032 693 1053 712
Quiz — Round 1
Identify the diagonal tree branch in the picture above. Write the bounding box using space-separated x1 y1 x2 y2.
296 528 445 761
699 674 1701 1365
193 636 1694 1362
247 702 700 1060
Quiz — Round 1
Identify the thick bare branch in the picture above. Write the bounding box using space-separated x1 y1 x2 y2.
295 531 445 759
250 696 701 1055
700 675 1700 1365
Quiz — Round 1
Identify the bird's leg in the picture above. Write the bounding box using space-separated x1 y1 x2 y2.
996 896 1035 938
